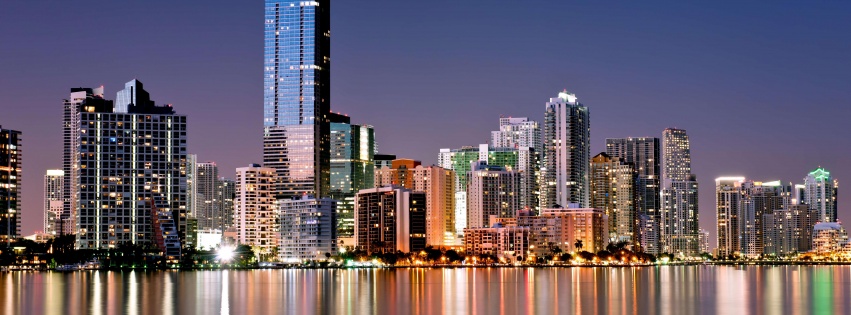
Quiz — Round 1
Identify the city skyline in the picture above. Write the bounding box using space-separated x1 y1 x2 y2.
1 1 849 251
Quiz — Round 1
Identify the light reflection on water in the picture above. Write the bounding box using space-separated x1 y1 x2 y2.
2 266 850 315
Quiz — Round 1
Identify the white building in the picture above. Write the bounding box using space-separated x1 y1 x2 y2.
278 195 337 262
542 90 590 209
812 222 848 254
466 161 521 229
43 170 64 236
803 168 838 223
490 117 541 152
235 164 278 260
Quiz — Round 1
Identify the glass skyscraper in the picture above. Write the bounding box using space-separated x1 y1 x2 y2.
263 0 331 198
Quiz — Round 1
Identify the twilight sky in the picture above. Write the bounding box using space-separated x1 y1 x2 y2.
1 0 849 249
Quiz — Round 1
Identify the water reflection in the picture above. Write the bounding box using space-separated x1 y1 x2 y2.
1 266 850 314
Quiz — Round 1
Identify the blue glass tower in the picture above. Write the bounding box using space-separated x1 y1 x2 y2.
263 0 331 198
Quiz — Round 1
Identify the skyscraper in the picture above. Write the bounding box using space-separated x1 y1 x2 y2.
329 113 375 241
716 176 745 257
0 126 21 242
235 164 278 260
739 180 791 258
263 0 331 199
466 161 521 229
802 167 839 223
72 81 188 250
44 170 64 236
63 87 108 238
542 90 590 209
195 162 221 232
605 137 660 244
216 178 236 231
660 128 699 256
590 153 635 243
662 128 692 180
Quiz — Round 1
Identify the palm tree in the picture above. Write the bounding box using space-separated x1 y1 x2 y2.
574 239 584 252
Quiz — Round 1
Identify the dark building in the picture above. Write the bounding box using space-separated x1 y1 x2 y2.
0 125 22 242
354 186 426 253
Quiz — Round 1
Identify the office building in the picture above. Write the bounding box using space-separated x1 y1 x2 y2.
263 0 331 199
542 90 590 209
0 126 21 242
278 195 337 262
235 164 278 260
354 186 426 253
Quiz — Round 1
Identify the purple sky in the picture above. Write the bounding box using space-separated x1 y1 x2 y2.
1 0 849 250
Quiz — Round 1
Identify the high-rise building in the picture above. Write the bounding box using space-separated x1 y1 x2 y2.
662 128 691 182
185 154 198 247
660 128 700 256
811 222 848 254
802 167 839 223
439 143 538 236
375 161 456 246
354 186 426 253
194 162 220 232
661 176 699 256
63 87 108 238
763 204 817 256
72 81 188 250
466 161 521 229
44 170 64 236
235 164 278 260
0 126 22 242
605 137 660 245
263 0 331 199
716 177 745 257
739 180 791 258
278 195 336 262
217 178 236 231
589 153 635 243
542 90 590 209
464 224 530 262
491 116 541 151
329 113 375 241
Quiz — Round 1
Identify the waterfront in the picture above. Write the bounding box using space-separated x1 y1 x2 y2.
2 265 850 314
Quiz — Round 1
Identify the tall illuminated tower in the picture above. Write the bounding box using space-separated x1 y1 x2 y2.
542 90 590 209
660 128 699 256
263 0 331 198
0 126 21 242
803 167 838 223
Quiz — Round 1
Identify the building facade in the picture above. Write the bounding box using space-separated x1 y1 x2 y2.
375 162 456 246
466 161 521 229
463 224 530 262
278 195 337 262
354 186 426 253
802 167 839 223
235 164 278 260
0 126 22 242
716 177 745 257
263 0 331 199
763 204 818 256
72 81 188 250
329 113 375 241
589 153 635 243
606 137 660 248
660 128 699 256
542 90 590 209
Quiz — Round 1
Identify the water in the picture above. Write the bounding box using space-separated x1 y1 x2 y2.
2 266 850 315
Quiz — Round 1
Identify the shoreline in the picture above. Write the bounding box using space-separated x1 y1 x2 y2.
5 261 851 272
